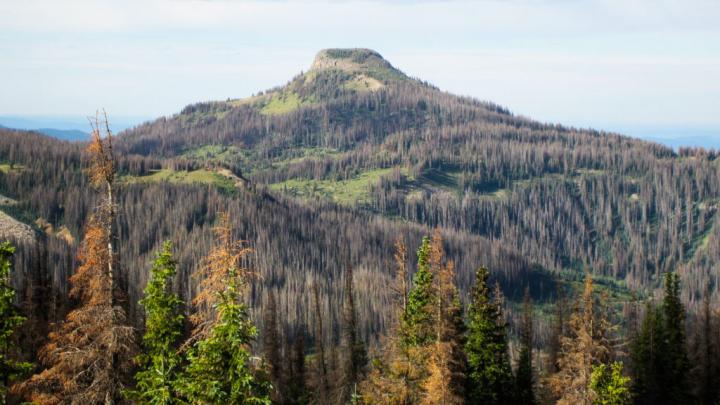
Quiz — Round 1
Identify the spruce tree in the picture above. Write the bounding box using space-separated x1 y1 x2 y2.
659 271 690 404
127 241 184 404
180 213 270 404
630 303 663 404
362 232 462 404
631 273 691 405
465 267 514 404
0 242 31 402
516 287 535 405
401 236 434 348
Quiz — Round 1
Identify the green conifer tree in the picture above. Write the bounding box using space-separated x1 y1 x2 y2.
0 242 31 403
630 303 662 404
590 362 632 405
401 236 434 348
181 266 271 403
127 241 184 404
659 271 691 404
631 273 691 405
464 267 514 404
179 213 271 404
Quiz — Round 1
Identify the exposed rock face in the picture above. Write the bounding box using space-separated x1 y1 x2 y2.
309 48 407 83
0 210 35 243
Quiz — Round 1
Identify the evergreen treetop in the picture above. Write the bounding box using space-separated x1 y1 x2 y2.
127 241 184 404
401 236 435 348
464 266 514 405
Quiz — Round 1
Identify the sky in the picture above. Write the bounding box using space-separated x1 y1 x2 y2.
1 0 719 142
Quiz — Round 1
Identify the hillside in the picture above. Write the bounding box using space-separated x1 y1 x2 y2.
1 48 720 357
117 49 720 301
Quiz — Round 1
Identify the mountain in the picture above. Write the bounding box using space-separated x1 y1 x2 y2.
1 48 719 350
35 128 90 141
0 118 89 141
118 48 720 291
0 115 151 141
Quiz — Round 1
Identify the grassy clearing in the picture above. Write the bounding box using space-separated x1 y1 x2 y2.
269 167 397 206
261 92 303 115
121 169 235 192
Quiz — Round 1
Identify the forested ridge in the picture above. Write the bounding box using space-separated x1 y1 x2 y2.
0 48 719 403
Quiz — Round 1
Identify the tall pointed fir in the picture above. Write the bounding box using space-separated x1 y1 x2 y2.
126 241 184 404
464 266 514 405
516 287 536 405
338 264 366 403
0 242 31 403
659 271 691 404
629 302 663 404
631 273 692 405
401 236 434 348
179 213 270 404
14 113 136 404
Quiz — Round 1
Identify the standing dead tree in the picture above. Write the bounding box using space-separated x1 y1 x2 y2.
13 111 136 404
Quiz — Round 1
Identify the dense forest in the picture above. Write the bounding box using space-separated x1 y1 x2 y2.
1 48 719 403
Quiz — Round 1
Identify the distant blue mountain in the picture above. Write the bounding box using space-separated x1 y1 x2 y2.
0 122 88 141
613 127 720 150
0 115 151 141
638 135 720 151
35 128 90 141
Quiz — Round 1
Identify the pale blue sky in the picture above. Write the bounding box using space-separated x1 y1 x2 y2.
1 0 719 141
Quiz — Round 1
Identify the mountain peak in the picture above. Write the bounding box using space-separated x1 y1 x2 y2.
310 48 407 82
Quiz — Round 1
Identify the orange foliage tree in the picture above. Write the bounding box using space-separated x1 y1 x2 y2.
13 112 136 404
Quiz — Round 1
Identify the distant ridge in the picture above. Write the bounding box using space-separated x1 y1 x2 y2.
35 128 90 141
0 115 149 141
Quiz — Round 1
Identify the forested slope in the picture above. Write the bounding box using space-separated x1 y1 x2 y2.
0 127 540 349
117 48 720 304
2 48 720 404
